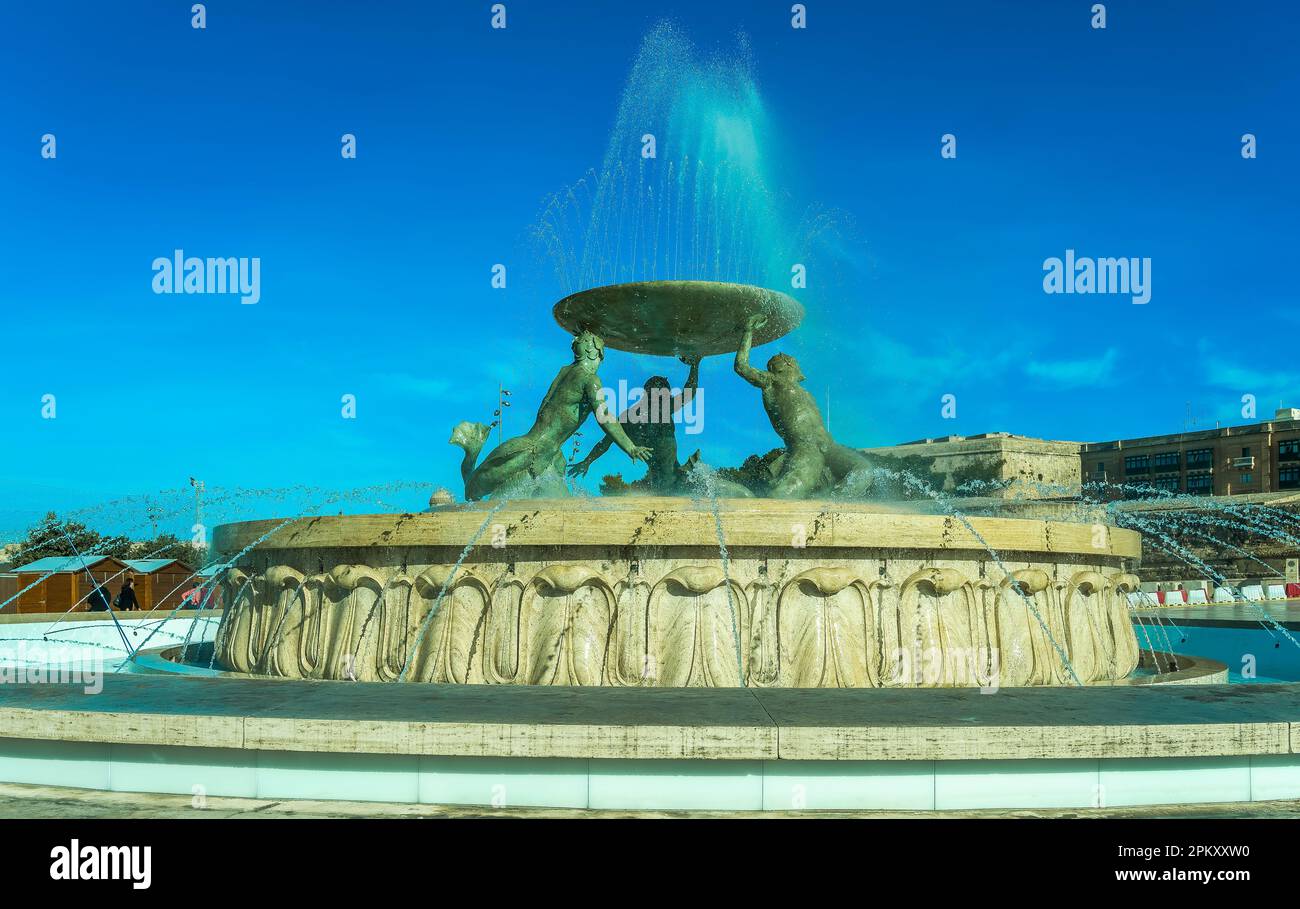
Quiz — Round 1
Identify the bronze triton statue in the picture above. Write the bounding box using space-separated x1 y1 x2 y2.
735 313 874 498
567 355 700 491
566 356 755 498
452 330 652 501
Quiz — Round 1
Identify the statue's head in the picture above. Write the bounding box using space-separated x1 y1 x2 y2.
643 375 671 392
572 330 604 364
767 353 805 382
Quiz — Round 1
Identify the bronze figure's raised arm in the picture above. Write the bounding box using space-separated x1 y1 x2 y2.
735 314 873 498
452 330 652 501
568 355 703 493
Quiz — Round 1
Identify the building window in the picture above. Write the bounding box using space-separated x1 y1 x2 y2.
1152 452 1180 471
1152 476 1179 492
1124 455 1151 474
1281 467 1300 490
1280 440 1300 462
1242 447 1252 458
1240 473 1253 485
1186 448 1213 468
1187 474 1213 494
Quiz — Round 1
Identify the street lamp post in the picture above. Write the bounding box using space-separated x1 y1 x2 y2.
189 477 205 549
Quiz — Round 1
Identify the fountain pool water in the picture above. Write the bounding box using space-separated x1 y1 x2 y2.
0 615 217 680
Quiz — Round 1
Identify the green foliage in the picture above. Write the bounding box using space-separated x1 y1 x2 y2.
598 473 658 496
7 512 128 566
3 512 205 570
137 533 208 569
592 449 1007 502
599 473 632 496
717 448 784 496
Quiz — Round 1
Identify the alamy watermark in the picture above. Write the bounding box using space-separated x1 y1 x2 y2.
0 641 103 694
152 249 260 304
888 645 1001 693
597 379 704 435
50 839 151 889
1043 249 1150 304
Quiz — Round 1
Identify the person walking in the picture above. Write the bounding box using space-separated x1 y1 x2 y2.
114 576 141 611
86 580 112 612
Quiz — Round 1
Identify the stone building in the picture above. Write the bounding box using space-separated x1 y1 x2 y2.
1081 408 1300 497
864 432 1083 498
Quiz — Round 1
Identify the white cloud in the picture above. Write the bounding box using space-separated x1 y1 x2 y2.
1023 347 1119 388
1195 341 1300 391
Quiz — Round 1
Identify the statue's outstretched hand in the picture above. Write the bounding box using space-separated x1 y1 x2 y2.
746 313 768 333
567 460 591 478
628 445 654 463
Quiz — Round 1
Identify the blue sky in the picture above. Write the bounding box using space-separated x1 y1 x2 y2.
1 1 1297 538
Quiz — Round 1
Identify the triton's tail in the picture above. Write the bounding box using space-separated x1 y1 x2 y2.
450 421 491 490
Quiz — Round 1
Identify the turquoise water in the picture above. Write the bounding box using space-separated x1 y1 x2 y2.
1137 621 1300 683
0 616 217 676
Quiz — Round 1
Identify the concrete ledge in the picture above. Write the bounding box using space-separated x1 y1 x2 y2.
0 609 217 626
243 719 775 760
212 499 1142 558
771 722 1289 761
0 674 1297 762
751 685 1298 760
0 706 245 750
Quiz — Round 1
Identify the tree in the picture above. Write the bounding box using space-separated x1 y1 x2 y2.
135 533 208 569
8 512 114 565
718 448 786 496
4 513 200 569
599 473 633 496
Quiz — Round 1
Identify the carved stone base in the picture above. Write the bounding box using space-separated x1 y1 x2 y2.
211 498 1142 687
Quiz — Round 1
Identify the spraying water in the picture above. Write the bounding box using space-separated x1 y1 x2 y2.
685 461 747 685
534 22 839 295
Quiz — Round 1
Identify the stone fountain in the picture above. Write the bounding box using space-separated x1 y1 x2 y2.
212 280 1142 687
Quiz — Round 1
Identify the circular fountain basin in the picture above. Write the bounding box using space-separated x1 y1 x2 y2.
552 281 804 356
212 497 1143 687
